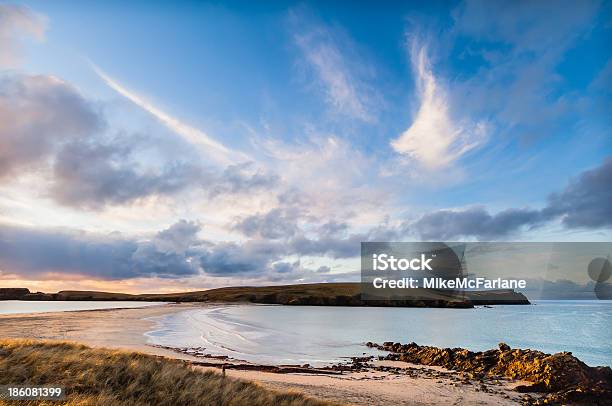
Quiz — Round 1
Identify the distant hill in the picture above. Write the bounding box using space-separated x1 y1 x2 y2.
0 283 529 307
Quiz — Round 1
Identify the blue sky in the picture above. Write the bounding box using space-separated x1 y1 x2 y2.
0 0 610 292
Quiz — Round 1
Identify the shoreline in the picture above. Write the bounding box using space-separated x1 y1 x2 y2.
0 304 531 405
0 304 608 405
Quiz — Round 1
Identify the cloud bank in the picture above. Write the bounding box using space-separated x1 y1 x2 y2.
408 157 612 240
0 74 101 178
0 221 201 279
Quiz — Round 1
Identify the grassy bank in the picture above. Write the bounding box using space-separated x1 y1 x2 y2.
1 283 529 306
0 339 333 406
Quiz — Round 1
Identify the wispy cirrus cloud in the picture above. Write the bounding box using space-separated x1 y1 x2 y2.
391 41 488 170
0 4 46 68
449 0 602 139
91 64 249 166
294 21 378 123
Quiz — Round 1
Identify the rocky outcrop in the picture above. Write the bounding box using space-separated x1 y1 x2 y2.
367 341 612 405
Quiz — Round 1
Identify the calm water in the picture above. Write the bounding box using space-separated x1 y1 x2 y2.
0 300 162 315
146 301 612 367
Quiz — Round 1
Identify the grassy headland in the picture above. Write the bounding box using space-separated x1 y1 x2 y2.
0 283 529 307
0 339 334 406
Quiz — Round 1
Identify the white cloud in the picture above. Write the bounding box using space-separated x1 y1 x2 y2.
253 132 391 227
391 41 488 170
0 4 46 68
295 30 376 123
91 64 249 166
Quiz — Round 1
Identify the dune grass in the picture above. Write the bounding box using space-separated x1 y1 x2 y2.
0 339 335 406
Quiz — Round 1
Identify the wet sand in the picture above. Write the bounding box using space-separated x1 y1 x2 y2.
0 304 526 405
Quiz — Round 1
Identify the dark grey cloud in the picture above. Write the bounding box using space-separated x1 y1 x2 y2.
230 205 398 259
317 220 349 236
0 221 202 279
409 207 543 240
50 140 279 209
408 157 612 240
288 234 360 258
232 208 300 239
196 235 348 277
208 162 279 198
50 138 202 209
155 219 201 251
198 234 359 277
288 223 401 258
271 261 300 274
198 239 284 276
0 74 101 177
544 157 612 228
198 220 401 276
0 216 396 280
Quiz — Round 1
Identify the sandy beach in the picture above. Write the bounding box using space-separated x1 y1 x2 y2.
0 304 529 405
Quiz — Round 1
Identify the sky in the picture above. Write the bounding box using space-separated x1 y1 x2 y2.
0 0 610 293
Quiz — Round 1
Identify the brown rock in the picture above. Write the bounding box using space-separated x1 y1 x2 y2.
498 342 511 352
368 341 612 404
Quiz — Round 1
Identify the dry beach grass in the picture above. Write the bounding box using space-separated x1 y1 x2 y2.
0 339 334 406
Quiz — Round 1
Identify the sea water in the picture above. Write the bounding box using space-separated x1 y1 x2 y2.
145 300 612 367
